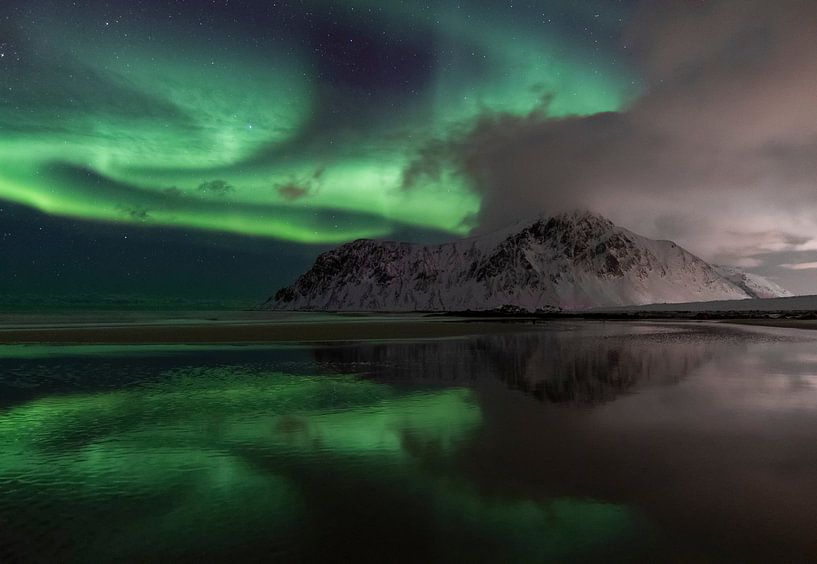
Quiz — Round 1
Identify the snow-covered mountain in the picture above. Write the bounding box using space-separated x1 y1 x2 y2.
712 265 793 299
264 211 764 312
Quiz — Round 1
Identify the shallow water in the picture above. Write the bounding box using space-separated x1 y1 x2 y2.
2 321 817 562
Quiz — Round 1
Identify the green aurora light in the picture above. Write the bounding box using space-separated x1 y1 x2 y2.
0 2 637 242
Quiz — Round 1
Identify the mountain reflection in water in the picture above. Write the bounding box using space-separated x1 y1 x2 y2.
314 323 723 404
1 321 817 562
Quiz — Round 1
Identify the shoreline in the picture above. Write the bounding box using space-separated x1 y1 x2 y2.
0 318 542 344
0 314 815 344
717 318 817 331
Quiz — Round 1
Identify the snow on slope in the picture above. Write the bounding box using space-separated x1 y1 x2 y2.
712 265 793 299
265 211 754 312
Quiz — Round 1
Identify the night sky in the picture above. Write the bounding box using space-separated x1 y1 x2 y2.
1 0 816 306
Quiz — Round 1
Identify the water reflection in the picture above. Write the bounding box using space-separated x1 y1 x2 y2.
314 323 736 404
450 324 817 563
1 322 817 561
0 359 643 562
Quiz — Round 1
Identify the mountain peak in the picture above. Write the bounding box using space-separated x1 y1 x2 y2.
493 209 614 244
552 209 611 223
545 209 615 235
516 209 611 229
505 210 618 259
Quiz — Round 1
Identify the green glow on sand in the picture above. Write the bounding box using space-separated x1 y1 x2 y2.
0 4 636 242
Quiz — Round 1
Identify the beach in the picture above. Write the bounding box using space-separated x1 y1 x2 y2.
0 312 543 344
1 310 815 344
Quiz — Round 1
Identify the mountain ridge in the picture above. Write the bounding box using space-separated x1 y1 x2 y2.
265 211 790 312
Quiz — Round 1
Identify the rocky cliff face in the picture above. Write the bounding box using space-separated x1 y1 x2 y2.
265 211 757 311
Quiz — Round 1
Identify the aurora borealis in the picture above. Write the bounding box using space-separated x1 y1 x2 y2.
0 0 636 243
5 0 817 299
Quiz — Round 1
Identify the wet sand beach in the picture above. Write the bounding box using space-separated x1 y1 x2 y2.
0 310 815 344
0 314 539 344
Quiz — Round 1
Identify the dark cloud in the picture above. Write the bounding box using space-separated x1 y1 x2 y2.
276 183 312 202
117 205 151 222
197 180 235 197
274 167 325 201
163 187 185 199
430 0 817 293
401 139 450 191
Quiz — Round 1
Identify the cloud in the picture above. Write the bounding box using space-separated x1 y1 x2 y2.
422 0 817 292
163 187 185 199
732 257 763 269
197 180 235 197
779 262 817 271
793 239 817 252
276 183 312 202
274 167 324 202
117 205 151 222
